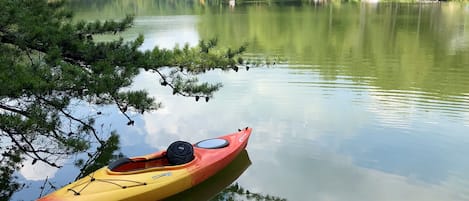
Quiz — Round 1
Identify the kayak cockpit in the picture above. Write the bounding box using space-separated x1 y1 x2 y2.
108 156 172 172
108 141 195 173
107 138 231 173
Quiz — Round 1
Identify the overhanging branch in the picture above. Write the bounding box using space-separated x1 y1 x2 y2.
1 129 61 168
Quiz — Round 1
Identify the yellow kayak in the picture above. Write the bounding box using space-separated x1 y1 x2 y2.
37 127 252 201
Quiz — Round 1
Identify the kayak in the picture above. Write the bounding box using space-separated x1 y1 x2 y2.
37 127 252 201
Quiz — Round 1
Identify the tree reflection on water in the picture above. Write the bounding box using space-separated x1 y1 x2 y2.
166 150 287 201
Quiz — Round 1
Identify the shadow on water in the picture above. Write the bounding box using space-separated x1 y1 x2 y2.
166 150 287 201
165 150 251 201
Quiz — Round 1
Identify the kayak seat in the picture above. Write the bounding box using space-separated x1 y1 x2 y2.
108 156 171 172
166 141 195 165
108 158 132 171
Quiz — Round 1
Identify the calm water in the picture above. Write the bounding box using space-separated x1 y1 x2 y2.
14 1 469 201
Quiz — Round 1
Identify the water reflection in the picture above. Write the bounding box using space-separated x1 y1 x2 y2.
244 144 466 201
12 1 469 201
197 2 469 101
165 150 252 201
134 16 200 49
20 159 63 181
131 67 469 200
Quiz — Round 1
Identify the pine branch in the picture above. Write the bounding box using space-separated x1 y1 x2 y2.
34 95 104 146
110 95 134 125
2 130 61 168
0 104 29 117
75 15 134 35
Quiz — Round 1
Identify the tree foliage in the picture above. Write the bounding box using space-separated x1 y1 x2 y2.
0 0 245 199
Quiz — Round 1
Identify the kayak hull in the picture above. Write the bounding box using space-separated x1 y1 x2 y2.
38 128 252 201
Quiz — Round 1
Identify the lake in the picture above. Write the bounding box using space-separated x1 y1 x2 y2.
13 1 469 201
